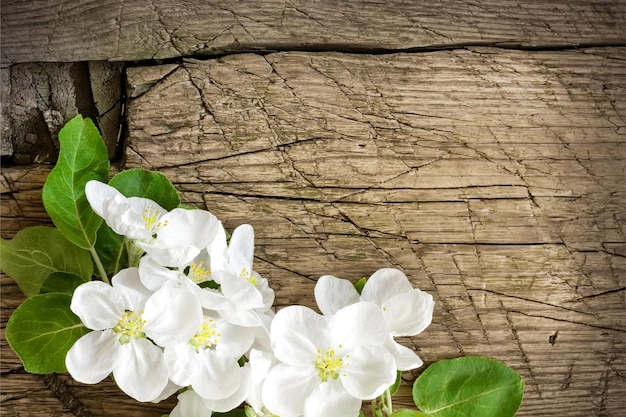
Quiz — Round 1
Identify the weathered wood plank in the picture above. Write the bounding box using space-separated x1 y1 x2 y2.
2 0 624 64
2 47 625 416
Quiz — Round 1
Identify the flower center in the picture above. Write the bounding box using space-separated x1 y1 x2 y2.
113 310 146 344
189 261 211 284
188 319 221 351
142 207 168 234
239 267 258 285
315 346 347 382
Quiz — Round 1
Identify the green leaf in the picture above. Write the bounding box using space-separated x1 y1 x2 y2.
389 370 403 396
354 277 367 295
5 292 89 374
214 409 246 417
40 272 85 295
42 115 110 249
0 226 93 297
413 356 524 417
94 222 127 274
108 168 180 211
392 411 430 417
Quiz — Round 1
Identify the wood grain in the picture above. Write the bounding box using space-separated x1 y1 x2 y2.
2 0 624 64
2 46 623 416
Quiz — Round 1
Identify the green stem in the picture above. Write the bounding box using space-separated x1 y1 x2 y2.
383 388 393 416
90 246 110 285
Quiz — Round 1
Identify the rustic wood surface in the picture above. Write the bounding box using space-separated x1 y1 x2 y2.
1 1 625 416
2 0 624 64
2 45 625 416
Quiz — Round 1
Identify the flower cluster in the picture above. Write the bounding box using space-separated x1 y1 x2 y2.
65 180 434 417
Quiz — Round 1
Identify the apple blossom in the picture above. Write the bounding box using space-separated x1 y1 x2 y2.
65 268 202 402
262 303 396 417
314 268 434 371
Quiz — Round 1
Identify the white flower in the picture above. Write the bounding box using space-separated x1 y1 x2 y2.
164 313 254 402
208 224 274 327
261 303 396 417
85 180 222 267
65 268 203 402
85 180 168 241
314 268 434 371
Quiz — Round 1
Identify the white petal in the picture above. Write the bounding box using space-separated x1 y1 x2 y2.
138 256 180 291
314 275 360 316
383 289 434 337
191 350 241 400
70 281 125 330
150 379 182 403
247 349 275 412
143 288 203 347
228 224 254 275
208 224 228 274
202 364 251 412
113 338 169 402
361 268 413 305
270 306 326 366
139 241 201 268
65 330 121 384
219 270 263 309
112 267 153 311
384 336 423 371
102 195 153 240
328 302 387 352
304 379 361 417
164 344 197 387
215 319 255 359
85 180 121 217
340 344 396 400
155 209 221 251
171 390 213 417
262 363 318 417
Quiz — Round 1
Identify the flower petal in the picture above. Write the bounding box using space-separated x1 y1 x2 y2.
70 281 124 330
360 268 413 305
102 194 154 240
143 288 202 347
65 329 121 384
155 208 221 251
227 224 254 275
341 344 396 400
85 180 122 217
384 336 423 371
328 302 387 352
191 350 241 400
262 363 318 417
112 267 153 311
214 318 255 359
170 390 213 417
304 378 361 417
382 289 434 336
314 275 360 316
270 306 326 365
138 256 180 291
139 241 200 269
201 364 251 412
113 338 169 402
164 343 197 387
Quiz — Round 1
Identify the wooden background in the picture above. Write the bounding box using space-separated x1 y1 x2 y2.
1 1 625 416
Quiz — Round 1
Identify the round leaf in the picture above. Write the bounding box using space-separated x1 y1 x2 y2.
108 168 180 211
0 226 93 297
413 356 524 417
5 293 89 374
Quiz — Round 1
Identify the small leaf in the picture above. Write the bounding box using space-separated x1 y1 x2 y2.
40 272 85 295
354 277 367 295
42 115 109 249
5 292 89 374
0 226 93 297
108 168 180 211
389 370 402 396
413 356 524 417
213 409 246 417
94 222 127 274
